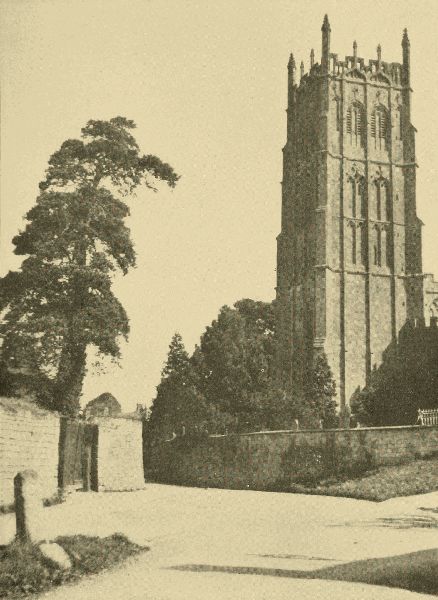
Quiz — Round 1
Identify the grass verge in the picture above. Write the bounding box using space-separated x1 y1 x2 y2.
286 456 438 501
0 533 147 598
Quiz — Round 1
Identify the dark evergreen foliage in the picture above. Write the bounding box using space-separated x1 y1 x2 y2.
351 323 438 426
149 333 234 439
0 117 179 415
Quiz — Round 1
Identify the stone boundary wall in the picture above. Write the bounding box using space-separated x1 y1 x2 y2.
0 398 60 506
153 425 438 491
93 417 145 491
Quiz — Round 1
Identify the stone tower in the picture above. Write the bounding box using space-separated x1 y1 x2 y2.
276 16 427 410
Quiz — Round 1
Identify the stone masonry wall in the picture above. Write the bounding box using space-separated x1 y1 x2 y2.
155 425 438 491
94 417 144 491
0 398 60 507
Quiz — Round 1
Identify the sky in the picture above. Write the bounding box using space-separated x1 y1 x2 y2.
1 0 438 412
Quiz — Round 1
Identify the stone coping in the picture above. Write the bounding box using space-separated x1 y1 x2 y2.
209 424 438 438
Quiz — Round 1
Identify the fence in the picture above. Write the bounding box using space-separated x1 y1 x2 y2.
417 408 438 426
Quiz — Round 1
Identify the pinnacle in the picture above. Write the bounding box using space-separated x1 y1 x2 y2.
322 14 331 31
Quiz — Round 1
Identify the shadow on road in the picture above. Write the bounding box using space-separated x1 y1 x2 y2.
168 548 438 596
330 507 438 530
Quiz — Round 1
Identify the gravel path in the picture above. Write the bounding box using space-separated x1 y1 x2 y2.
1 484 437 599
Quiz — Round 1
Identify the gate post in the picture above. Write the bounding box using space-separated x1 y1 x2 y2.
14 470 44 543
82 423 98 492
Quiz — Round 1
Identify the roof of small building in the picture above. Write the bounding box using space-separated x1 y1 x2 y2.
85 392 121 412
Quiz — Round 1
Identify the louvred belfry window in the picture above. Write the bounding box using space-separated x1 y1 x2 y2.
371 106 388 149
346 102 364 147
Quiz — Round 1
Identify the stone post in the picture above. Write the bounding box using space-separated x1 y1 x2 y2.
14 470 44 543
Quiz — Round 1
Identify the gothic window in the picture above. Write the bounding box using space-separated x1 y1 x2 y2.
349 179 356 217
395 105 403 141
373 179 390 221
370 105 389 149
359 223 367 265
346 102 364 147
348 176 365 218
429 299 438 319
358 179 366 217
333 97 342 131
375 181 382 220
351 222 357 264
385 227 392 268
348 221 366 267
373 226 382 266
381 227 387 267
385 184 391 221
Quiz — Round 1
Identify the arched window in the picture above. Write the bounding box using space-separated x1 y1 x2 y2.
349 178 356 217
358 223 367 265
381 228 387 267
373 178 390 221
395 105 403 141
347 221 366 267
375 181 382 220
346 102 364 147
348 175 366 218
335 97 341 132
370 105 389 150
385 227 392 268
351 223 357 264
373 226 382 266
358 179 366 217
384 184 391 221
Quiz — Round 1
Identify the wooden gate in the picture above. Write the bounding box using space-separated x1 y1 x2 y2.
58 419 98 491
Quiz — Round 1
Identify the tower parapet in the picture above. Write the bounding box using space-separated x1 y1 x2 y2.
294 45 405 88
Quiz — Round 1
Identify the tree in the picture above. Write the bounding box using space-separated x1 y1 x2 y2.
0 356 14 397
350 324 438 426
306 353 338 428
149 333 233 439
192 299 286 431
0 117 179 415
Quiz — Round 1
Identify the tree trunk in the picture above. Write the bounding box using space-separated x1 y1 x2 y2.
54 341 87 416
55 239 89 416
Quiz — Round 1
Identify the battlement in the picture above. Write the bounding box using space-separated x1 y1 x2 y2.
295 50 404 89
328 52 403 85
291 16 409 90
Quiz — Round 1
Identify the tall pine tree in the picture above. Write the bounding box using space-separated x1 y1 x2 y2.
0 117 178 415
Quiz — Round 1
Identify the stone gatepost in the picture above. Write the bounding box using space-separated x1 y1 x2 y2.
14 470 44 543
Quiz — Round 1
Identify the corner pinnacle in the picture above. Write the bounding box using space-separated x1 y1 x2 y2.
322 14 331 31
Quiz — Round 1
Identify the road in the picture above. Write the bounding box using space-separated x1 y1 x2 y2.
1 484 437 599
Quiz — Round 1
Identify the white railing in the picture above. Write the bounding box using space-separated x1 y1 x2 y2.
417 409 438 426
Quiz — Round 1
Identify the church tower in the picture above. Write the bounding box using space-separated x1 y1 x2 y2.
276 17 424 409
